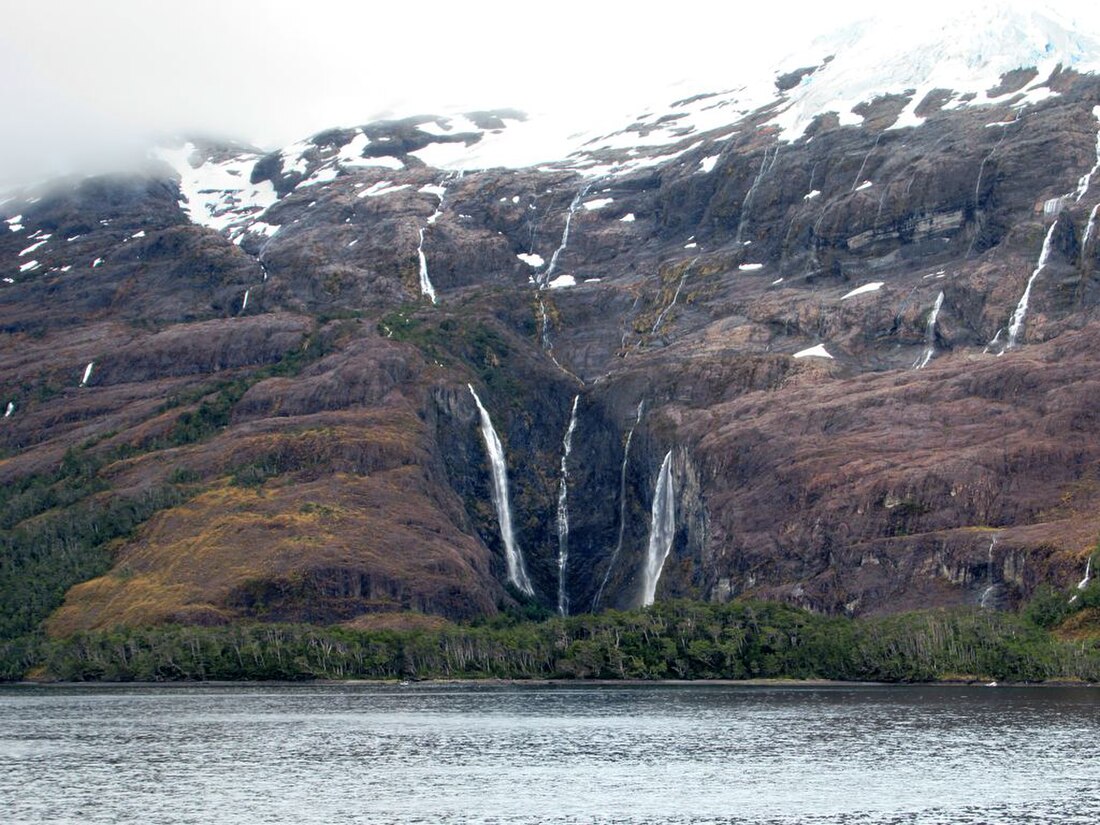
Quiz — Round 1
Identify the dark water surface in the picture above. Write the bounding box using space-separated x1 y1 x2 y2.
1 682 1098 823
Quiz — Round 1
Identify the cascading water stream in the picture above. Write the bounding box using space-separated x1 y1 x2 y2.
593 401 644 610
415 180 449 304
1078 556 1092 591
641 450 676 608
556 395 580 616
967 122 1012 258
4 401 13 418
979 536 998 609
1003 220 1059 352
850 133 882 192
735 145 778 245
468 384 533 595
241 288 250 312
1073 106 1100 203
651 257 699 337
912 291 945 370
79 361 94 387
1083 204 1099 253
416 229 436 303
543 185 590 286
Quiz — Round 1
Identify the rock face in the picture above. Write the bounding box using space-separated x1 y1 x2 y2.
5 8 1100 633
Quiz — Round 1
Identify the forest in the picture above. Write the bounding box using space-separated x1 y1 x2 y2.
4 595 1099 683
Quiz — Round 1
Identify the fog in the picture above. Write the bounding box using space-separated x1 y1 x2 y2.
0 0 1086 183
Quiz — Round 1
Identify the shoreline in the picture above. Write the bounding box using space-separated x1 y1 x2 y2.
5 676 1097 689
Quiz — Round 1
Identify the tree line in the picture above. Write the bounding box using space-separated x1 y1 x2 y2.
4 598 1098 683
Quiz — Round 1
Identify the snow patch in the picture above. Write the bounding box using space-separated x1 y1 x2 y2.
358 181 411 198
739 263 764 271
804 190 821 200
548 274 576 288
698 155 720 174
620 213 636 223
582 198 613 211
154 143 278 234
841 281 884 299
18 240 47 256
517 253 545 268
793 344 834 360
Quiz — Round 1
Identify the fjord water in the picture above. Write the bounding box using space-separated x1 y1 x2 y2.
2 684 1098 824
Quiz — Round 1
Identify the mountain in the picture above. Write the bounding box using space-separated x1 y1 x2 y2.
2 4 1100 641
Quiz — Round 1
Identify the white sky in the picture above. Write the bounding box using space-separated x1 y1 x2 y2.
0 0 1086 181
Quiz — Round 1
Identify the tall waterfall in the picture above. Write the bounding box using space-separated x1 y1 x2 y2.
79 361 94 387
4 401 13 418
416 228 437 304
641 450 675 608
912 291 944 370
556 395 580 616
979 536 997 609
468 385 534 595
735 145 779 244
1004 221 1058 351
543 185 589 286
1084 204 1099 252
593 401 644 610
1078 556 1093 591
966 122 1011 258
1073 105 1100 203
415 181 448 304
241 288 250 312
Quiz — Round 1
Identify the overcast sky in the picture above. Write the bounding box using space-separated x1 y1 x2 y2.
0 0 1082 181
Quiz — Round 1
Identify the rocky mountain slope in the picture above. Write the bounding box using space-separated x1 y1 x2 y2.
3 4 1100 638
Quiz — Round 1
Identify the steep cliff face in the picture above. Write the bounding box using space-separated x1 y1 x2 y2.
4 6 1100 635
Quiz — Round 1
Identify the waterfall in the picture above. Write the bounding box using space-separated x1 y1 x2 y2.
1083 204 1099 253
4 401 13 418
79 361 94 387
641 451 676 608
1074 106 1100 203
415 181 448 304
912 291 945 370
556 395 580 616
593 400 644 610
1078 556 1093 591
468 384 534 596
416 228 437 304
538 297 552 352
979 536 997 609
1004 220 1059 351
536 294 581 381
241 288 250 312
967 123 1011 257
736 145 778 245
651 258 697 336
984 327 1004 354
543 185 590 286
850 133 882 192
